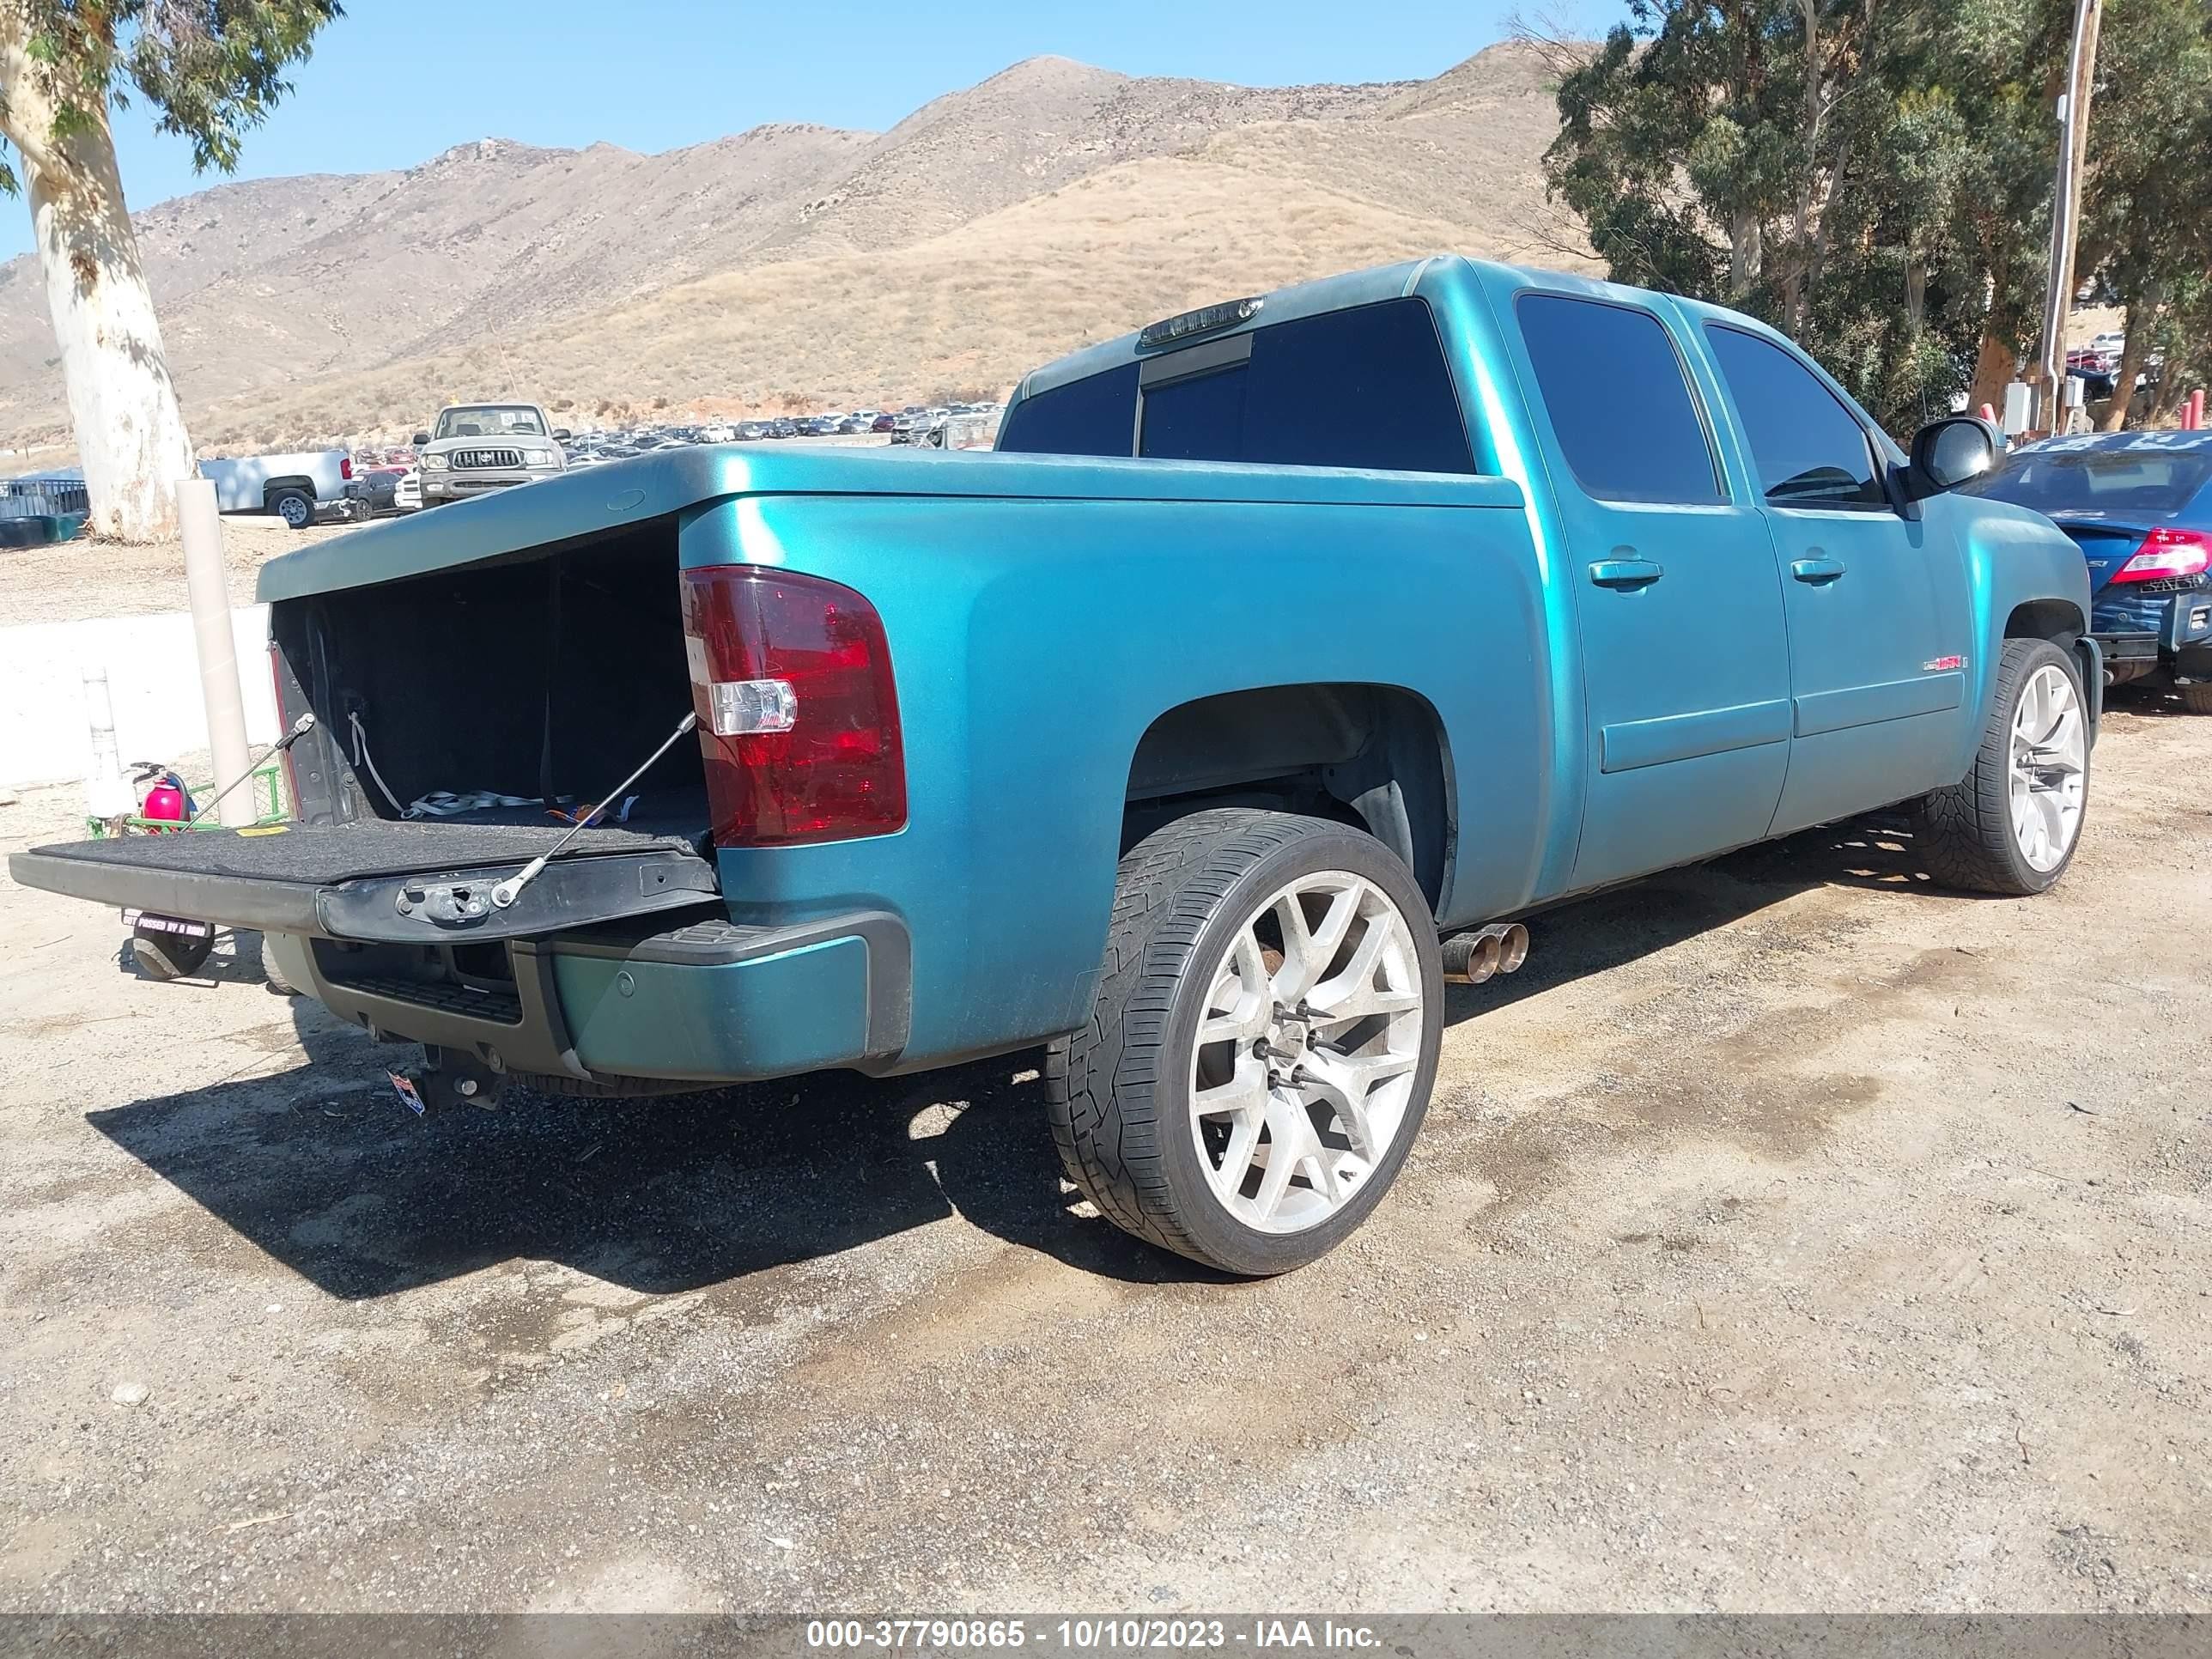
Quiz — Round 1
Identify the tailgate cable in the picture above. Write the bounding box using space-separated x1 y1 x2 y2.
185 714 319 827
348 713 538 822
489 709 699 911
348 710 411 819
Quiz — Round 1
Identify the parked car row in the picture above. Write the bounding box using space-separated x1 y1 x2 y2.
2069 330 2129 375
289 400 1011 521
557 403 1004 463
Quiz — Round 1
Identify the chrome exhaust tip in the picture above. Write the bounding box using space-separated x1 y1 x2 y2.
1441 922 1530 985
1439 929 1502 985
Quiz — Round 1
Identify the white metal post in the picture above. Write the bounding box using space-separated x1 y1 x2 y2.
178 477 257 827
82 665 135 820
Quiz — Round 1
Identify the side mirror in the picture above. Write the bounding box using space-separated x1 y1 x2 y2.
412 430 432 447
552 428 572 441
1905 415 2000 501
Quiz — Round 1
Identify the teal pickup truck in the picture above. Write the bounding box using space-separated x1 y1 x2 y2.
14 257 2096 1275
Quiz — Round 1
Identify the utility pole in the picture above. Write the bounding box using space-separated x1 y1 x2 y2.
2038 0 2104 431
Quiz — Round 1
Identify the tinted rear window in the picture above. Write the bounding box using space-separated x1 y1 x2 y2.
1515 294 1722 505
1962 447 2212 515
999 298 1474 473
1139 299 1474 473
994 362 1138 459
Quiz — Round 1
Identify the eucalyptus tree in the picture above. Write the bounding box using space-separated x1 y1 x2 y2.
1 0 340 539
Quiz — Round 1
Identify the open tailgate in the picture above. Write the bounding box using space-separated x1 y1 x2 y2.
9 818 719 945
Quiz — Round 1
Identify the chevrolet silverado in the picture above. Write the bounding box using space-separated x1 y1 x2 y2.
12 258 2097 1275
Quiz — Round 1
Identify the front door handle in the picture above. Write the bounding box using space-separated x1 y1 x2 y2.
1792 556 1847 585
1589 556 1665 590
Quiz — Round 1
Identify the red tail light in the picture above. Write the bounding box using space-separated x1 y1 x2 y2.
681 565 905 848
2109 527 2212 583
340 456 354 481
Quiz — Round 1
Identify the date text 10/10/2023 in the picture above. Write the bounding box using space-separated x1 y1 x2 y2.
804 1620 1385 1651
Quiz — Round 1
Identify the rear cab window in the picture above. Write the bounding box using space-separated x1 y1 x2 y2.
998 298 1476 474
993 363 1138 459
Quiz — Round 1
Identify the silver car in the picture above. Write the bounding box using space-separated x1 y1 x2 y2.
413 403 569 504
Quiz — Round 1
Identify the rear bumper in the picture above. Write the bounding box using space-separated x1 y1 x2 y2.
279 909 911 1085
2092 585 2212 680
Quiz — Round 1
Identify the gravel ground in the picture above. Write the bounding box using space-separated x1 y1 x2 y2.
5 517 362 627
0 698 2207 1613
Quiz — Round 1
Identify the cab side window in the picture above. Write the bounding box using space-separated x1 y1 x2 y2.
1515 293 1723 506
1705 325 1890 510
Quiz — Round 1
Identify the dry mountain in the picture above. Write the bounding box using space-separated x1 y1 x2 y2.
0 43 1589 450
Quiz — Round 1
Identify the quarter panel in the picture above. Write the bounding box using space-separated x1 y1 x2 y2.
684 489 1551 1064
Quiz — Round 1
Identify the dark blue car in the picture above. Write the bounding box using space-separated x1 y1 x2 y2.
1964 430 2212 711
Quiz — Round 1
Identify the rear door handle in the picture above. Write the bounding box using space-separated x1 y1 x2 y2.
1589 557 1664 590
1792 556 1847 585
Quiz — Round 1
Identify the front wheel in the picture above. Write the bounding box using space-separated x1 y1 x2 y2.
1909 638 2090 895
1047 809 1442 1276
2179 682 2212 716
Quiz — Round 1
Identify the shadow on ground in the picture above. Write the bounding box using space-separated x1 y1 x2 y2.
1449 810 1966 1018
88 811 1966 1302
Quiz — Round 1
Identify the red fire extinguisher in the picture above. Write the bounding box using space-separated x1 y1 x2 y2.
123 763 215 978
131 763 195 830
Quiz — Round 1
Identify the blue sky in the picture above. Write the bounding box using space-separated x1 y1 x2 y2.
4 0 1617 258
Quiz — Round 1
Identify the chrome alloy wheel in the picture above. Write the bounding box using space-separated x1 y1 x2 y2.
2008 662 2087 873
1187 871 1425 1234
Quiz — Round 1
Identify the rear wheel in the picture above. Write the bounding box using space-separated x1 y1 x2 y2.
269 488 313 530
1047 808 1442 1276
1909 638 2089 895
2179 683 2212 715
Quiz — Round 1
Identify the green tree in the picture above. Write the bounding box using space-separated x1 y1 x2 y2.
0 0 341 540
1538 0 2099 431
2075 0 2212 428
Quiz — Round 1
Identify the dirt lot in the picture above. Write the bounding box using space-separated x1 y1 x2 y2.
7 517 361 628
0 701 2207 1614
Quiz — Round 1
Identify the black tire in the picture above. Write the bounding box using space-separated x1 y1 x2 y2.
1908 637 2089 895
256 931 302 994
2179 683 2212 716
131 925 213 981
1046 808 1443 1276
507 1070 724 1099
269 488 313 529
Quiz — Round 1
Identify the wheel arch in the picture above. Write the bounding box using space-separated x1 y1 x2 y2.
1121 682 1457 916
2002 598 2100 732
261 477 317 504
2003 597 2085 646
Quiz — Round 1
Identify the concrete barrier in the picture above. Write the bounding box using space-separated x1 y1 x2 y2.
0 605 280 792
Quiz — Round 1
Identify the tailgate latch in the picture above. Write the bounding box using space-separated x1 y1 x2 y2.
395 879 492 928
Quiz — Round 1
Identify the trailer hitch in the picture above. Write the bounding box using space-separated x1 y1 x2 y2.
389 1045 506 1115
